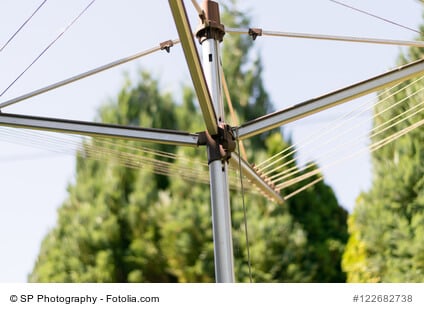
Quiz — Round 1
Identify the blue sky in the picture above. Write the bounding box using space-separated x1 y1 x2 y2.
0 0 422 282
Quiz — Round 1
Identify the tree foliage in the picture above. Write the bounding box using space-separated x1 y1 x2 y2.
342 20 424 282
30 1 347 283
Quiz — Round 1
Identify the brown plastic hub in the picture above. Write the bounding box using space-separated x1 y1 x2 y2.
196 0 225 43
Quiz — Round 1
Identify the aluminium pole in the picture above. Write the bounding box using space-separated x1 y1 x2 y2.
197 0 235 282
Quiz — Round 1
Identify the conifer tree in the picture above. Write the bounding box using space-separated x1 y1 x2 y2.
342 18 424 282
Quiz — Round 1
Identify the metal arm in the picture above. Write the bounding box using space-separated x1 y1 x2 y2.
229 152 283 204
225 27 424 47
0 113 199 147
236 58 424 140
168 0 218 135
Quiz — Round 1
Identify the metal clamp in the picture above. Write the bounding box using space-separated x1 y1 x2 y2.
248 28 262 40
160 40 174 53
198 124 236 164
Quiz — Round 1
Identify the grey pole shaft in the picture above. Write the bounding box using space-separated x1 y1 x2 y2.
209 160 235 282
201 32 235 282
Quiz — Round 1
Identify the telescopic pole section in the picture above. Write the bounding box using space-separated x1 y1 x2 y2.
196 0 235 283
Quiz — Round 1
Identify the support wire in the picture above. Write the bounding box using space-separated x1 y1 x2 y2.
329 0 421 35
0 0 96 98
236 133 253 283
0 0 48 52
0 39 180 109
220 66 248 160
190 0 203 16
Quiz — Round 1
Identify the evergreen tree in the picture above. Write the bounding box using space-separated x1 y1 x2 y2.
342 18 424 282
30 1 347 283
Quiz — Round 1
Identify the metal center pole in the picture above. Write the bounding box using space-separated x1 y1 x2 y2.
197 0 235 283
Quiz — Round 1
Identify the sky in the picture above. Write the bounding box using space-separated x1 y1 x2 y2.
0 0 422 282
